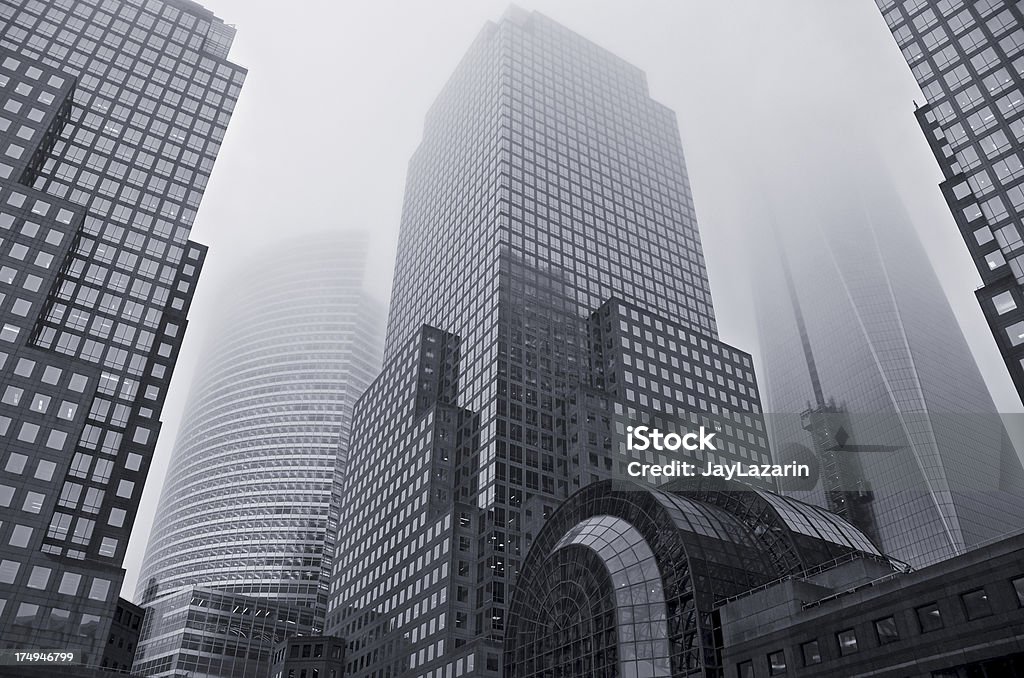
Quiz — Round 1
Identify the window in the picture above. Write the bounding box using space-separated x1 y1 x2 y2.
874 616 899 644
801 640 821 666
58 572 80 595
1012 576 1024 606
836 628 858 655
1007 320 1024 346
736 661 753 678
961 589 992 620
917 603 944 632
768 650 787 675
993 291 1018 315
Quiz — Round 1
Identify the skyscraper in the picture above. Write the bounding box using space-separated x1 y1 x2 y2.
0 0 244 665
327 8 771 677
873 0 1024 401
134 234 384 677
751 136 1024 569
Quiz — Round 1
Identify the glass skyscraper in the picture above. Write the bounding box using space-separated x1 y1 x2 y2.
0 0 244 665
874 0 1024 401
134 234 384 677
327 8 771 678
751 140 1024 569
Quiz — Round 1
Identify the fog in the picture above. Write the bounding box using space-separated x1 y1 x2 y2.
121 0 1021 598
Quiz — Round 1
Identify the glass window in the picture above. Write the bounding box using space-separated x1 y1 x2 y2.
917 603 943 632
17 422 39 443
768 650 787 675
0 559 19 584
27 566 50 589
874 616 899 644
5 453 26 474
836 628 858 656
961 589 992 620
993 291 1016 314
1006 320 1024 345
1013 576 1024 607
58 572 81 595
736 661 753 678
88 578 110 602
34 460 56 481
802 639 819 667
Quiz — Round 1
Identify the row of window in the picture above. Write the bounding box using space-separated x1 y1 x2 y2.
738 575 1024 676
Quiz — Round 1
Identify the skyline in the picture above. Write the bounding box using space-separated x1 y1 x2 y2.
0 2 1021 676
122 1 1022 598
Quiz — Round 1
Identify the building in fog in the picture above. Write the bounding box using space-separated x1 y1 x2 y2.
874 0 1024 401
327 9 771 677
0 0 244 666
134 234 384 677
752 144 1024 569
503 478 892 678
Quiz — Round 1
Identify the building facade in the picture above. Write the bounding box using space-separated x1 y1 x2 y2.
270 635 346 678
101 597 145 673
327 9 770 678
874 0 1024 401
750 137 1024 569
134 234 384 677
0 0 244 666
720 529 1024 678
503 478 891 678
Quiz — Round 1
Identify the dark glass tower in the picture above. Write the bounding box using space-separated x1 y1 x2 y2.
327 8 771 677
0 0 244 665
874 0 1024 401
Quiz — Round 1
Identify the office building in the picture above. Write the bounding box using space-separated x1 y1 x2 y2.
874 0 1024 401
0 0 244 666
751 139 1024 569
327 9 770 677
133 234 384 677
720 529 1024 677
101 597 145 673
503 478 891 678
270 635 346 678
134 586 319 678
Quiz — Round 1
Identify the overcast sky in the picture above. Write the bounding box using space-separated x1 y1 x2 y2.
120 1 1023 598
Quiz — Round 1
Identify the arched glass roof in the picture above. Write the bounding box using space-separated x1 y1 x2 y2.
753 489 881 556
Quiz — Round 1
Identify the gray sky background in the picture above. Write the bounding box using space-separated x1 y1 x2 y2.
121 0 1023 598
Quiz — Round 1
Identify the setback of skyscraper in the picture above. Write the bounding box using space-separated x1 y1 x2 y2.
874 0 1024 400
0 0 244 666
327 8 772 678
134 234 384 677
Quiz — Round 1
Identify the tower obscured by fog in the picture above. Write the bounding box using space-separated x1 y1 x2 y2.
752 141 1024 569
134 234 384 677
326 8 770 677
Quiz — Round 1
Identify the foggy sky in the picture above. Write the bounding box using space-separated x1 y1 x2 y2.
121 1 1022 599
